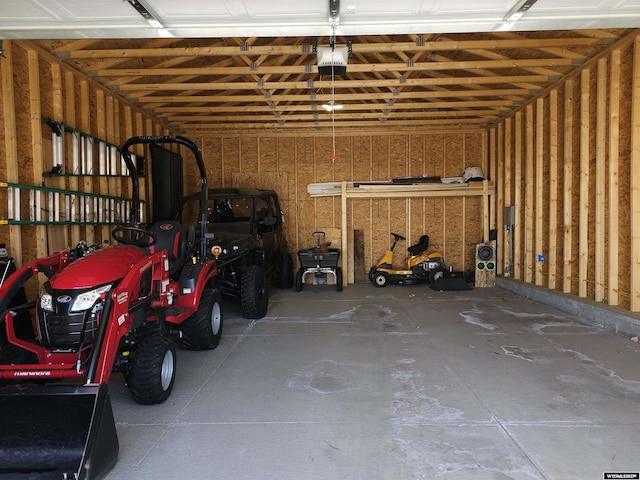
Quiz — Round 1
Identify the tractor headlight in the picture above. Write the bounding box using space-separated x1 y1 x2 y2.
70 284 112 312
39 286 53 312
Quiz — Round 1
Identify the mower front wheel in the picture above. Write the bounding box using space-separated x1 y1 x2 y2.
429 268 445 284
126 333 176 405
372 271 389 288
181 287 223 350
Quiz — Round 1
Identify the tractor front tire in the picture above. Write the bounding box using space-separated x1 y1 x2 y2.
373 272 389 288
181 287 223 350
127 333 176 405
241 265 269 319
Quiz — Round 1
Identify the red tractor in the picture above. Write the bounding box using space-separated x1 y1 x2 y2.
0 136 222 480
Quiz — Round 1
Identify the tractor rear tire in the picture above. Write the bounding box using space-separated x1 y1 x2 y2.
241 265 269 319
373 272 389 288
335 267 343 292
181 287 223 350
127 333 176 405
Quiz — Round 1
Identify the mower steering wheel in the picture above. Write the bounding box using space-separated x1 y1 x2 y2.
112 226 157 248
391 232 406 241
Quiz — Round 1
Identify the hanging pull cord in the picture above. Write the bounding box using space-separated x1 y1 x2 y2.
331 51 337 163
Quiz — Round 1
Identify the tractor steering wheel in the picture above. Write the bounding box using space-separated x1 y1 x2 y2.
111 226 157 248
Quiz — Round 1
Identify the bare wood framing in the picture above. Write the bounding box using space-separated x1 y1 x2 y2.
495 124 504 273
80 80 94 245
27 48 48 259
609 49 621 306
524 105 534 284
339 181 494 285
135 89 533 104
514 111 523 280
64 71 81 246
115 75 554 93
535 98 544 286
631 38 640 311
49 62 69 252
504 117 513 277
563 80 575 294
66 38 604 59
579 69 590 298
1 41 23 264
548 89 559 290
595 58 607 302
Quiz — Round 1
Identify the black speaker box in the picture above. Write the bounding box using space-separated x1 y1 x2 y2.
475 243 496 288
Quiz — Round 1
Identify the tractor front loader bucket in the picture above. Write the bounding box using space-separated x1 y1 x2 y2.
0 383 118 480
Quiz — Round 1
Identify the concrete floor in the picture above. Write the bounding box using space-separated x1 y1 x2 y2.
105 284 640 480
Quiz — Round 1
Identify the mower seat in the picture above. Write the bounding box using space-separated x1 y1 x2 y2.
407 235 429 255
148 221 189 276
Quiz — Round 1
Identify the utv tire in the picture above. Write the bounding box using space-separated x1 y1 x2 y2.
127 334 176 405
181 287 223 350
373 272 389 288
295 268 304 292
429 268 445 284
278 252 294 289
241 265 269 319
335 266 343 292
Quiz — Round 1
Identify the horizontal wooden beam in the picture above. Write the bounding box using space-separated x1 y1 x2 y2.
115 75 552 92
155 100 515 114
93 58 577 77
167 109 501 122
179 117 489 130
63 38 604 59
133 88 533 104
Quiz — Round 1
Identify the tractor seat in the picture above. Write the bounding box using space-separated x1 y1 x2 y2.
407 235 429 255
147 221 189 276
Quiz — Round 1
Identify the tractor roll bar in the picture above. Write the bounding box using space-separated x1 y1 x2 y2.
121 135 209 262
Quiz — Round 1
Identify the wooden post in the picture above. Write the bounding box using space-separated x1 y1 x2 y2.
609 49 621 306
49 62 69 252
563 80 574 294
548 89 559 290
595 58 607 302
341 180 348 286
535 98 544 286
496 124 504 274
579 69 590 299
27 48 47 259
524 105 534 284
1 41 23 264
630 38 640 311
504 118 512 277
514 112 522 280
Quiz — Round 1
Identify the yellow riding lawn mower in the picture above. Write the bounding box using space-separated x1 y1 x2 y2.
369 233 445 287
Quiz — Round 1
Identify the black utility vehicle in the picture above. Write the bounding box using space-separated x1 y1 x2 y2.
177 188 294 319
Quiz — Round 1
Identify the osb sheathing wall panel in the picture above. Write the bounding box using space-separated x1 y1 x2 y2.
194 130 485 278
0 41 169 273
489 33 639 313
